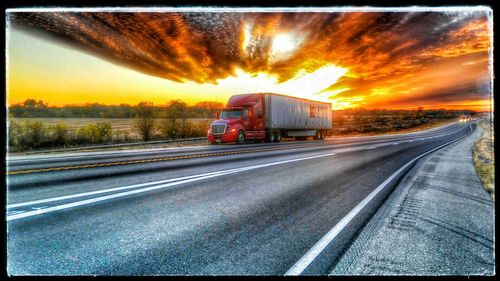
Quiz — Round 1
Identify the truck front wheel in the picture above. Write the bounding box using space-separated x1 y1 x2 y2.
237 130 246 144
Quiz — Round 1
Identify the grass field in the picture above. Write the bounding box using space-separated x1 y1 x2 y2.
330 118 459 137
473 116 495 200
15 118 215 130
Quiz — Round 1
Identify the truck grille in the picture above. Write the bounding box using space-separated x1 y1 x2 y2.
211 124 226 135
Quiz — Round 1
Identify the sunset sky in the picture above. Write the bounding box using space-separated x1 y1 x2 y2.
6 8 493 111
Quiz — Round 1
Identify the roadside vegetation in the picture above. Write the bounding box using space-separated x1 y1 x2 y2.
7 99 478 153
473 117 494 200
331 107 476 136
7 99 220 152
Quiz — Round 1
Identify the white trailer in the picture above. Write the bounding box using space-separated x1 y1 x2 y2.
263 93 332 140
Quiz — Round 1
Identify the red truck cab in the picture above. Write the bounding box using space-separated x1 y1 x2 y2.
208 94 266 144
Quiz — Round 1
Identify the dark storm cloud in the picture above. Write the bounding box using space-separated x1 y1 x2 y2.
8 11 489 85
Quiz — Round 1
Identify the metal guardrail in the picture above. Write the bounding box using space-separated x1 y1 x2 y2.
11 137 208 155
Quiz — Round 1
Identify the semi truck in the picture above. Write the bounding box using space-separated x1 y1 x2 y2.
208 93 332 144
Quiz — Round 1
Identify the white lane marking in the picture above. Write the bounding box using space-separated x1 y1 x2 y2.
285 125 473 276
365 147 376 150
8 211 25 215
392 143 399 145
8 169 251 208
7 152 336 221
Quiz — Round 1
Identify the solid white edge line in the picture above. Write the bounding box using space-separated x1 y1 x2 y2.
284 125 473 276
7 152 336 221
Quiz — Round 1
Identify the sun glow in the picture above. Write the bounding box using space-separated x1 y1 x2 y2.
270 33 304 61
216 64 349 108
272 34 296 53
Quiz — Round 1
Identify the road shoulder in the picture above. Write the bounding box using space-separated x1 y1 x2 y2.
330 124 495 275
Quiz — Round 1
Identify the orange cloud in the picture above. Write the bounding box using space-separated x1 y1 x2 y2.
8 10 493 110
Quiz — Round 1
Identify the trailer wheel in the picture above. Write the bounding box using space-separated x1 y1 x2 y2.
313 130 322 140
274 131 282 142
237 130 245 144
266 131 275 143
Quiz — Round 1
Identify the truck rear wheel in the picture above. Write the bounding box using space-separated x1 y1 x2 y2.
237 131 245 144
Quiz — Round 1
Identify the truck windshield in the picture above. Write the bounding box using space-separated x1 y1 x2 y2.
221 110 242 119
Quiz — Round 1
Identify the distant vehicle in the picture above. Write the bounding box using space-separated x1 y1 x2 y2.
208 93 332 144
459 115 472 122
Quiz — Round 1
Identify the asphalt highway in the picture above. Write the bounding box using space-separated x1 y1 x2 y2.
6 122 475 275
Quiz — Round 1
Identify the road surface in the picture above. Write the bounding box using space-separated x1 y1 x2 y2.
6 122 475 275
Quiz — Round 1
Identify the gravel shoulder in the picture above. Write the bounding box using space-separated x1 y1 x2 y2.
330 123 495 275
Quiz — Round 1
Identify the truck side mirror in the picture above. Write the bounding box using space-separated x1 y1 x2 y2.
216 111 220 119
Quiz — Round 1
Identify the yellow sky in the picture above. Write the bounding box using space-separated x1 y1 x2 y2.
7 29 240 107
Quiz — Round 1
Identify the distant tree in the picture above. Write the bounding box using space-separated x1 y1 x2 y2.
134 101 157 141
36 100 47 108
164 100 188 119
23 99 37 108
193 101 224 117
161 100 188 139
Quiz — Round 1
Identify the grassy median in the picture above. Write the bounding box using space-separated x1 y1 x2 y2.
473 117 495 200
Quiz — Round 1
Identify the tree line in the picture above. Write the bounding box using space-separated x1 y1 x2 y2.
8 99 224 118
